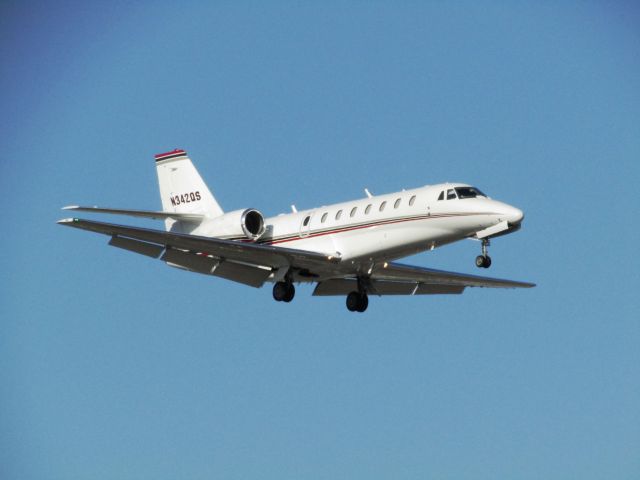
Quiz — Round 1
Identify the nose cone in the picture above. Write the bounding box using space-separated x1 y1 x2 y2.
505 205 524 224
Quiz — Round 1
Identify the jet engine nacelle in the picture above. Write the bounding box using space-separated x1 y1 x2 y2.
207 208 266 241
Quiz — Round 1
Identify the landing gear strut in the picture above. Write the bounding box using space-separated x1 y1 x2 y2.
475 238 492 269
273 281 295 302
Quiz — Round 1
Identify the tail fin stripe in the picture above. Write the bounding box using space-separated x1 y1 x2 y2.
155 149 188 162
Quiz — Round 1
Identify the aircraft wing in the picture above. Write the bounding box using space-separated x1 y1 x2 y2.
59 217 534 294
313 261 535 296
58 218 339 287
62 205 205 221
371 262 535 288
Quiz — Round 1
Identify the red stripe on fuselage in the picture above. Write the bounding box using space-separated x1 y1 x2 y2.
262 212 485 246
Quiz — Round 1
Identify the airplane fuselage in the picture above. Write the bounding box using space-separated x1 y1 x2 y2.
190 183 523 274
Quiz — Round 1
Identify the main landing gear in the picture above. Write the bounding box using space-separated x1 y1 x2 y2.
273 281 295 302
346 276 369 312
475 238 492 269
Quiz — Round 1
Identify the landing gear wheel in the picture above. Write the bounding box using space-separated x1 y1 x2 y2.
475 255 492 269
273 281 295 302
476 239 492 268
356 294 368 312
346 291 368 312
346 292 360 312
273 282 287 301
283 283 295 303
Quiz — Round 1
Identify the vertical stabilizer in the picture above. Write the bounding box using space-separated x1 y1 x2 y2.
155 149 224 231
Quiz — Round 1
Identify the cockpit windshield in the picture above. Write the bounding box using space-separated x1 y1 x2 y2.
454 187 486 199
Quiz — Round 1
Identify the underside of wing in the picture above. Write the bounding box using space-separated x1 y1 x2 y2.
59 217 534 295
313 278 465 296
313 261 535 296
58 217 339 287
372 262 536 288
62 206 205 222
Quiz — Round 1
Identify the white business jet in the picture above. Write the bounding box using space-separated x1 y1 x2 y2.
59 149 534 312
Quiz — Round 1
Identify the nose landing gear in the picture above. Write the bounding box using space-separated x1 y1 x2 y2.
476 238 492 268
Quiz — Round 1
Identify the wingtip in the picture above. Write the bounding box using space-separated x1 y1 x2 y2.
62 205 79 210
57 218 77 224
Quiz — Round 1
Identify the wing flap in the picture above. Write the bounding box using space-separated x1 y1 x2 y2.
108 236 165 258
313 278 465 296
210 261 272 288
162 248 219 274
416 284 466 294
161 248 272 287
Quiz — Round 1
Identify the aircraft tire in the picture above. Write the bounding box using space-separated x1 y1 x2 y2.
283 283 295 303
347 291 368 312
273 282 288 302
346 291 360 312
356 294 368 312
476 255 492 268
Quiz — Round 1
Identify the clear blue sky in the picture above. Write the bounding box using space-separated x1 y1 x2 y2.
2 2 639 478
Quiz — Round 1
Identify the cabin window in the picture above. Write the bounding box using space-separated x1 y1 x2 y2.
321 212 328 223
394 198 401 209
379 201 387 212
446 189 457 200
365 204 372 214
335 210 342 220
350 206 357 217
438 191 444 201
303 216 310 227
409 195 416 206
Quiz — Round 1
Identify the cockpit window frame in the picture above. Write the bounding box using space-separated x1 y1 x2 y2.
454 187 487 199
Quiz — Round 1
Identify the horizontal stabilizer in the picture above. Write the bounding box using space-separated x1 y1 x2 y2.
62 206 205 222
